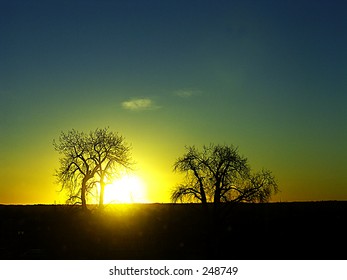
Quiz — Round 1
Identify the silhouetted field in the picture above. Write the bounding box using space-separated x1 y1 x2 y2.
0 201 346 260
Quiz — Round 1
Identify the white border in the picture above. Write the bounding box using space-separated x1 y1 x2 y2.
1 260 346 280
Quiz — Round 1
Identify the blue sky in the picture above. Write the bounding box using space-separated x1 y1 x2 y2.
1 0 346 203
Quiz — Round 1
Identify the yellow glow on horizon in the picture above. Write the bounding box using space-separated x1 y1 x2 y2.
104 174 148 204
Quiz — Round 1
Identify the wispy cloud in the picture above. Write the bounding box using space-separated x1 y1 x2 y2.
121 98 159 111
174 89 201 98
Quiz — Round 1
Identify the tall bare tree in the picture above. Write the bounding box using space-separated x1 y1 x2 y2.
54 128 133 210
171 144 278 210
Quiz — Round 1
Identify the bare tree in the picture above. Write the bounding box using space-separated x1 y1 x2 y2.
171 144 278 210
54 128 133 210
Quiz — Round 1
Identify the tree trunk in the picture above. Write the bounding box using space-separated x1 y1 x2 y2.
99 181 105 207
200 185 207 204
81 173 93 211
213 188 221 217
81 179 87 211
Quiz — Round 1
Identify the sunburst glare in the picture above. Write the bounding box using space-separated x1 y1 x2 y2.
104 174 147 204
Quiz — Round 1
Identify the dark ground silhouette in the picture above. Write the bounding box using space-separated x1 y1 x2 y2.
0 201 346 259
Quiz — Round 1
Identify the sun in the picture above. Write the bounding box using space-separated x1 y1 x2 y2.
104 174 147 204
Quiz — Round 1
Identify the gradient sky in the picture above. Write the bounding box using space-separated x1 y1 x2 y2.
1 0 346 204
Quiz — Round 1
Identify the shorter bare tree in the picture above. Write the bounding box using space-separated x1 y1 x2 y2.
171 144 278 209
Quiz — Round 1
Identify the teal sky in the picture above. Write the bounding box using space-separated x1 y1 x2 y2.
1 0 347 204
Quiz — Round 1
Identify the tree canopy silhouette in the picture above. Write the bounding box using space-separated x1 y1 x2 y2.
53 128 133 210
171 144 278 209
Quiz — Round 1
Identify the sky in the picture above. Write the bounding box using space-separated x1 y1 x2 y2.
0 0 346 204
